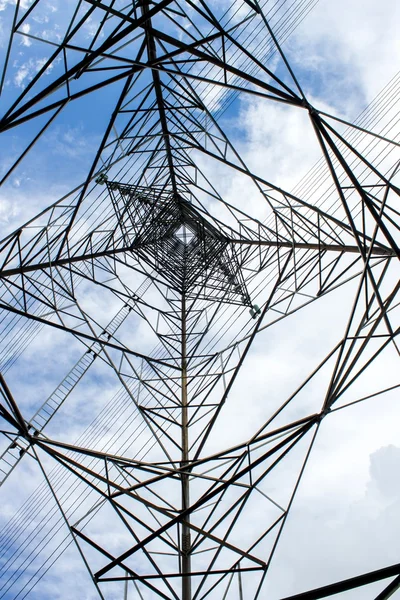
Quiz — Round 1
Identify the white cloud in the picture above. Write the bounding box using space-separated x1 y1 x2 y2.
13 57 37 87
13 55 53 87
0 0 32 11
288 0 400 110
13 63 29 87
83 15 103 40
0 1 398 599
32 12 49 23
19 21 31 46
268 442 400 599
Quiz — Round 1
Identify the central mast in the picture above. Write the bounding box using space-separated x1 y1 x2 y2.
138 0 192 589
181 292 191 600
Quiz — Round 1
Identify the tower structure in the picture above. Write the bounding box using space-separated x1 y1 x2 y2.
0 1 399 599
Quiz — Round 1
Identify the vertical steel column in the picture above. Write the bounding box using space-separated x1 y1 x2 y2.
181 293 191 600
123 571 128 600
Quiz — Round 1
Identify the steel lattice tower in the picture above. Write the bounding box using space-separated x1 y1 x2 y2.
0 1 399 599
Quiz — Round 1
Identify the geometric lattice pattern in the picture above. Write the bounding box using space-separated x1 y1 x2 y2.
0 1 399 600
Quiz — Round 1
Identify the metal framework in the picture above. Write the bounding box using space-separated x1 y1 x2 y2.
0 1 399 599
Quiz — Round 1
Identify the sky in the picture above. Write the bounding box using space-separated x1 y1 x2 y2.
0 1 399 599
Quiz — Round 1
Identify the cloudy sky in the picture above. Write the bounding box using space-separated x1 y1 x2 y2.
0 0 399 599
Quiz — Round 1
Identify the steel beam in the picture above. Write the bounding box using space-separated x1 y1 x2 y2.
280 563 400 600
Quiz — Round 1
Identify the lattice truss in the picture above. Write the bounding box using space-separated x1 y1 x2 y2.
0 1 399 599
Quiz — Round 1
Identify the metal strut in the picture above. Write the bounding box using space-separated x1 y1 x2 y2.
181 293 192 600
0 303 132 486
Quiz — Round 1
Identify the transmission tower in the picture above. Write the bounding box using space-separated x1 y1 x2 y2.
0 1 399 599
